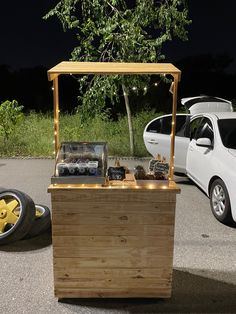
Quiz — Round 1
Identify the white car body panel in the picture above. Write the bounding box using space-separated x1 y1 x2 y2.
186 112 236 222
143 98 236 222
143 114 190 173
181 96 233 115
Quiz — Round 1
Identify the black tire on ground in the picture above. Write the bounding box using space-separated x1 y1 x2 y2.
210 179 233 224
24 204 51 239
0 189 36 245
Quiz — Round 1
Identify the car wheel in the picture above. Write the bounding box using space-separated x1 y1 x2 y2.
24 204 51 239
0 189 36 245
210 179 233 224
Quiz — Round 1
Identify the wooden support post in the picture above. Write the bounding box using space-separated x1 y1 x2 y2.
169 75 178 180
53 77 59 155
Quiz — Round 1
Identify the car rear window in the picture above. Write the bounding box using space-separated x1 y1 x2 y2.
218 119 236 149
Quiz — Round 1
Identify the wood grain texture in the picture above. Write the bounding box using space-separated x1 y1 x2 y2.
49 187 178 298
48 61 181 81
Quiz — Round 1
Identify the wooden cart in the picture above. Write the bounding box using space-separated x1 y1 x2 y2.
47 62 181 298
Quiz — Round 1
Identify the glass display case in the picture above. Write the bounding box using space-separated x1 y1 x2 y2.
51 141 108 184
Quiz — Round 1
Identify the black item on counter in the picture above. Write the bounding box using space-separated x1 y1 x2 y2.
134 165 146 180
108 166 126 181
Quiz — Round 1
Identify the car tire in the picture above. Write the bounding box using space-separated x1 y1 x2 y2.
0 189 36 245
24 204 51 239
210 179 233 224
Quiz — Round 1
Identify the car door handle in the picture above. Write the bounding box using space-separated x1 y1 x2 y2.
147 139 158 144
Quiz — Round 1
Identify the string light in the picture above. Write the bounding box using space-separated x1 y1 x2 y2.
51 87 54 91
154 82 158 86
144 87 147 91
132 86 137 91
54 131 57 135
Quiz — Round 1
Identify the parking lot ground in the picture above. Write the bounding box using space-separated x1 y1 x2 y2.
0 158 236 314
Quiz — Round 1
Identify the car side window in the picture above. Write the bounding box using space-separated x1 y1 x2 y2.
161 116 172 135
147 115 189 137
190 117 203 140
176 115 190 137
190 117 214 142
198 118 214 142
146 118 162 133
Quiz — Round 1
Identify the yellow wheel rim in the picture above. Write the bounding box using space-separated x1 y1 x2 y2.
35 205 44 218
0 195 21 235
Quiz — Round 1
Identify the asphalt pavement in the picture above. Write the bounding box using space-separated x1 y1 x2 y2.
0 158 236 314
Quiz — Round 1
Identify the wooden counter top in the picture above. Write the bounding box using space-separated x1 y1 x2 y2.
48 180 180 193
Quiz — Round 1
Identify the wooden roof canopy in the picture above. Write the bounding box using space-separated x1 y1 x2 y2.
47 61 181 180
48 61 181 80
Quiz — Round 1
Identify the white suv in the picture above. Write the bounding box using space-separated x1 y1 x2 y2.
143 96 236 224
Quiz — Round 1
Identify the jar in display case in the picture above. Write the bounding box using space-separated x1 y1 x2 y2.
51 142 108 184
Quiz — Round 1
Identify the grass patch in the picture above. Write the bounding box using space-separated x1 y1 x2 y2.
0 111 160 157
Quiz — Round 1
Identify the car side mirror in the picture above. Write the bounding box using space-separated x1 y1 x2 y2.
196 137 213 148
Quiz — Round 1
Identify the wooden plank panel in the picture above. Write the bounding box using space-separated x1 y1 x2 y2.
48 61 181 79
49 187 177 298
55 277 171 289
52 224 174 236
54 287 171 298
54 267 171 279
51 189 176 203
52 212 175 225
53 255 173 268
53 246 173 259
51 201 175 213
53 235 173 248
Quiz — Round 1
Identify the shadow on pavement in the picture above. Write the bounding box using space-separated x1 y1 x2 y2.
58 269 236 313
0 228 52 252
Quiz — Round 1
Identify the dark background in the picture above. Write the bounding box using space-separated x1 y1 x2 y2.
0 0 236 113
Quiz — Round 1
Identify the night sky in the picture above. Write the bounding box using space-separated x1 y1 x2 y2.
0 0 236 73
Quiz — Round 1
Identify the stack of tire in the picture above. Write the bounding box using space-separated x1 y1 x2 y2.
0 188 51 245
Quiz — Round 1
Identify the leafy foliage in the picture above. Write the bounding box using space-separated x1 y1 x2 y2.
0 100 24 141
44 0 191 117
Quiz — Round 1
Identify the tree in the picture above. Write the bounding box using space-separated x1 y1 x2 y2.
44 0 191 155
0 100 24 142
